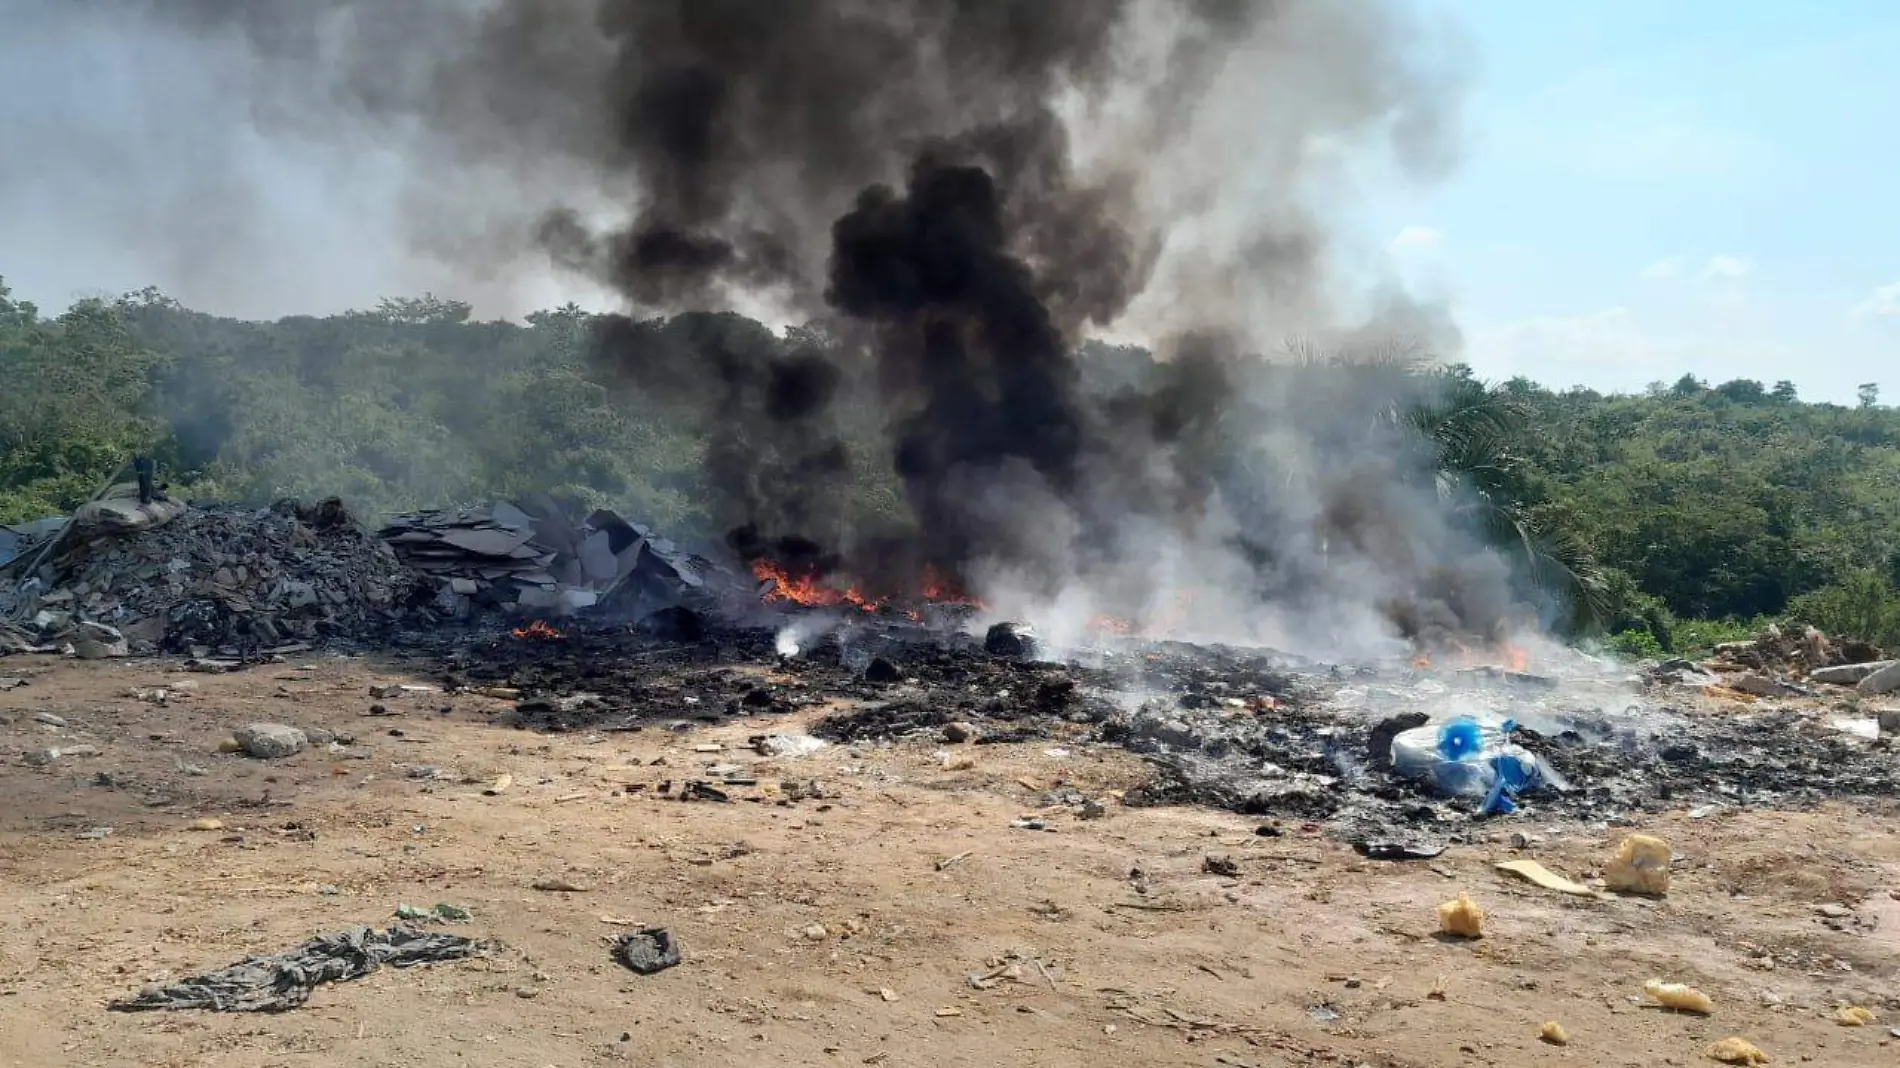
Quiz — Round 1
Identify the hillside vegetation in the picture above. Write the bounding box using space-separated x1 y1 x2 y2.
3 278 1896 652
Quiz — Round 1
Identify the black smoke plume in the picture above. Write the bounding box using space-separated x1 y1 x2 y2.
43 0 1502 651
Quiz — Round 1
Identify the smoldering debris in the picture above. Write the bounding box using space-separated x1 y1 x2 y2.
380 496 725 620
65 0 1518 655
419 616 1900 843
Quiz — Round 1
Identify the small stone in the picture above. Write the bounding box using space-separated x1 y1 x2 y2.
1815 903 1852 919
1510 831 1540 849
32 712 67 728
232 723 308 760
942 722 976 744
801 924 829 941
303 726 336 746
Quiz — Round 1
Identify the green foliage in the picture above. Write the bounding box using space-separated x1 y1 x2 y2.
5 276 1898 657
1784 570 1900 648
1608 628 1665 660
0 277 166 521
1667 617 1767 658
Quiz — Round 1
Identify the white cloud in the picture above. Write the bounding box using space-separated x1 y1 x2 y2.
1639 256 1685 281
1701 255 1753 280
1388 225 1443 250
1851 281 1900 320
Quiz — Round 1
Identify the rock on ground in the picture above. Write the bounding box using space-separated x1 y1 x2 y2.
1858 661 1900 697
233 723 307 759
1810 661 1895 686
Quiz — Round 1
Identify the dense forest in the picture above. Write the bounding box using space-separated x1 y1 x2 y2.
3 276 1896 654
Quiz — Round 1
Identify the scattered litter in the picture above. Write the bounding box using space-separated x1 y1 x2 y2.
108 926 487 1012
1706 1037 1768 1065
1011 818 1054 832
531 877 589 893
76 826 114 840
395 903 472 924
876 987 899 1002
0 677 24 691
188 818 225 832
482 773 513 795
612 928 682 975
1834 1005 1875 1026
1353 840 1444 861
1538 1021 1569 1046
1202 854 1241 877
935 851 973 871
1495 859 1597 897
32 711 67 728
1436 893 1484 938
1306 1005 1339 1022
753 733 827 758
1606 834 1672 896
1644 979 1713 1015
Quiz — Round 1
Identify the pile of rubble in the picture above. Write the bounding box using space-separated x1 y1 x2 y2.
2 497 420 655
379 496 718 619
1649 624 1900 699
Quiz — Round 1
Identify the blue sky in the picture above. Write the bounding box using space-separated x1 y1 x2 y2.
2 2 1893 404
1387 0 1898 403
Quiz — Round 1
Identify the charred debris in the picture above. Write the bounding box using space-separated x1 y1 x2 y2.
6 493 1900 845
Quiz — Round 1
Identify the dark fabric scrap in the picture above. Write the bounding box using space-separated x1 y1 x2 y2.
613 928 682 975
109 925 487 1013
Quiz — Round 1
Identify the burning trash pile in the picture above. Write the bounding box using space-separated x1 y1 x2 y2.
425 604 1900 846
1 497 419 656
379 497 722 622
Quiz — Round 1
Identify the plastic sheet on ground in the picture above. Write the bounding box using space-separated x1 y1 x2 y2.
1390 716 1569 814
107 925 487 1013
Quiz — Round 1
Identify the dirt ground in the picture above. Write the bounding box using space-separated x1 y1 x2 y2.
2 654 1897 1068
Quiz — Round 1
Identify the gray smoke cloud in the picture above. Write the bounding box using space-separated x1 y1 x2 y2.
4 0 1521 657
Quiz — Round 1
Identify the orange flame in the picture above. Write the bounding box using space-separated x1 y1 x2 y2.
752 560 879 613
920 564 982 606
752 559 986 615
512 620 563 641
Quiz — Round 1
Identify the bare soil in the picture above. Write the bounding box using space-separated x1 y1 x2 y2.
2 655 1897 1067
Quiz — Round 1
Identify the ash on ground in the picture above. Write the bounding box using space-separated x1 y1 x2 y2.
410 614 1900 847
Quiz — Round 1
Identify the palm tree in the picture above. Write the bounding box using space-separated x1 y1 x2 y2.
1403 366 1609 629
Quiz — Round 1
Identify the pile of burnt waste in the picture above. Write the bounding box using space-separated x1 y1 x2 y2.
414 615 1900 844
1116 660 1900 845
420 615 1120 736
